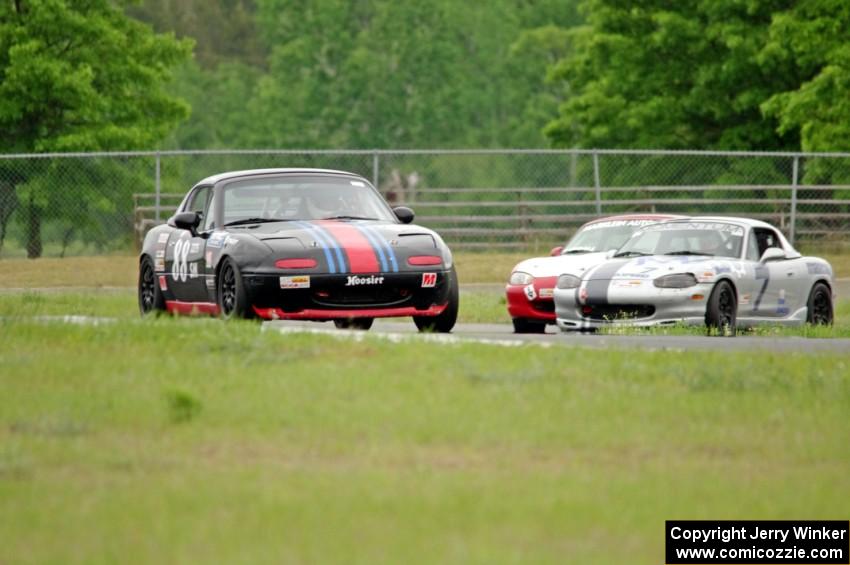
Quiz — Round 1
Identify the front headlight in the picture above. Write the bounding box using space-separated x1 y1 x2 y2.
653 273 698 288
556 274 581 289
509 271 533 285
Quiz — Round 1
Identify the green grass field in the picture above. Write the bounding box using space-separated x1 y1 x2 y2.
1 318 848 564
1 254 849 563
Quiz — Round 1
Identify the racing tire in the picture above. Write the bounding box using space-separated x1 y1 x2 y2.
805 282 833 326
413 266 459 333
333 318 374 330
138 256 166 316
705 280 737 336
217 257 256 320
512 318 546 334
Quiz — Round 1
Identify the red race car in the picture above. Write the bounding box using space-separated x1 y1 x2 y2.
506 214 684 333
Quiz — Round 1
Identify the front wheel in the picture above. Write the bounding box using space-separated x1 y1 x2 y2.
138 256 166 316
413 266 459 333
705 280 737 336
806 282 833 326
334 318 374 330
217 257 255 320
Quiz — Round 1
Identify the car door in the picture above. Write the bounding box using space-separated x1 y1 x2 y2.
751 227 805 318
736 228 763 318
168 186 212 303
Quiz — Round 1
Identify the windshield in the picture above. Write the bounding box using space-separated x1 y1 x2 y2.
221 175 396 225
616 221 744 258
563 219 663 254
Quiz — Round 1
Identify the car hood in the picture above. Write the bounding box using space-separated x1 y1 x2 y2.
222 219 449 273
582 254 740 282
512 252 610 278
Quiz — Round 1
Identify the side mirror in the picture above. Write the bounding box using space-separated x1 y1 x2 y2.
171 211 201 235
550 246 564 257
760 247 786 263
393 206 415 224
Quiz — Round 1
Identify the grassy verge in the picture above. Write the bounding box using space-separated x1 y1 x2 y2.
3 290 850 338
1 318 848 564
0 289 508 326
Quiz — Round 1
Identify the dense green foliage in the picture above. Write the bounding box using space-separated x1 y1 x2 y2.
0 0 191 256
545 0 850 151
0 0 191 152
131 0 579 149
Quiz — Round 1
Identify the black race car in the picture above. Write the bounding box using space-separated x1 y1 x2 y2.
138 168 458 332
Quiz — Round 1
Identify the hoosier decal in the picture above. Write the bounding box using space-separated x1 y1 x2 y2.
346 275 384 286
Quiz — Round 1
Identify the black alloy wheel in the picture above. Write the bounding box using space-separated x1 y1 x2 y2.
217 258 255 320
806 282 833 326
413 266 459 333
138 256 165 315
705 280 737 336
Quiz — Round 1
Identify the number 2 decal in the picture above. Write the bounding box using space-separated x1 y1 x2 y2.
753 265 769 311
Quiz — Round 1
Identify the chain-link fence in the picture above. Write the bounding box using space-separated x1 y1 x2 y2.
1 149 849 258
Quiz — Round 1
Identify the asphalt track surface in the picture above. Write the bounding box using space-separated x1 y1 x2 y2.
4 282 849 353
266 319 850 353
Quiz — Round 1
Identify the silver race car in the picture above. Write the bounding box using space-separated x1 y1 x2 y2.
553 217 835 335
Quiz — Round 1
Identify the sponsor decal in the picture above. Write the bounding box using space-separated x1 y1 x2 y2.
154 258 165 272
739 293 751 305
205 278 215 289
583 219 658 231
155 249 165 259
158 275 168 291
539 288 554 299
190 242 200 254
806 262 832 276
421 273 437 288
280 275 310 289
205 251 213 269
645 221 744 235
346 275 385 286
207 232 227 248
524 284 537 301
350 180 365 187
189 263 199 279
777 288 789 315
158 233 170 244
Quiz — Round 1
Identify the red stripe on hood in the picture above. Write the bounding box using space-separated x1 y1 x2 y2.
316 221 381 274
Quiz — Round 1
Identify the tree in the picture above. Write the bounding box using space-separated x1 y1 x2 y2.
0 0 192 257
543 0 850 152
760 0 850 152
246 0 581 149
